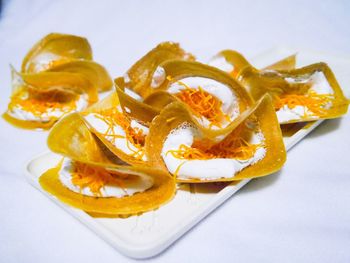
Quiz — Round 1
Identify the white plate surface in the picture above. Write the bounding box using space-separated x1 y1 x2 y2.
25 48 349 259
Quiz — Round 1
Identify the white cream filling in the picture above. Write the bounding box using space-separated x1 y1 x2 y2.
277 71 334 123
124 87 143 101
84 113 148 161
151 66 166 88
58 158 154 198
27 52 61 72
8 94 89 122
161 123 266 180
208 56 234 73
167 77 240 129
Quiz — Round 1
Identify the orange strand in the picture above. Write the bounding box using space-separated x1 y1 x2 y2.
167 125 261 161
95 108 146 160
275 91 333 116
71 162 127 196
174 81 231 128
9 89 78 116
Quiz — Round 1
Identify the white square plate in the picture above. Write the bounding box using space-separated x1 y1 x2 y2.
25 48 350 259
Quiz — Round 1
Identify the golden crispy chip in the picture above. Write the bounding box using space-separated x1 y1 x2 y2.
115 77 159 124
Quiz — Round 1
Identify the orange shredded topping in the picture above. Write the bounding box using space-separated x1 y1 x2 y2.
95 108 147 160
167 124 261 161
9 88 78 117
174 80 231 128
70 162 128 196
275 90 333 116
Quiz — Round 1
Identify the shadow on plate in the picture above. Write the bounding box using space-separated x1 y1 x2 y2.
307 118 342 139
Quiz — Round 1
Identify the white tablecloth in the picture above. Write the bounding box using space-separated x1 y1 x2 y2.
0 0 349 262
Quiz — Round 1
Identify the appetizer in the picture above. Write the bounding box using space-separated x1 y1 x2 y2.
146 94 286 182
209 50 349 124
3 33 113 129
40 112 175 215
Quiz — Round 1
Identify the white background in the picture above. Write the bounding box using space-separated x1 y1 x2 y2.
0 0 350 262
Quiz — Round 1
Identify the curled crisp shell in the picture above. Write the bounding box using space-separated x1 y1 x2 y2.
115 77 159 124
209 50 252 77
47 60 113 92
209 50 296 76
146 94 286 182
48 112 117 165
2 112 57 130
124 42 195 98
22 33 92 73
49 109 142 166
264 54 297 71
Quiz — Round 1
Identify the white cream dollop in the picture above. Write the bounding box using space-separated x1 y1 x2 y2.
8 94 89 122
167 77 240 128
161 123 266 181
59 158 154 198
151 66 166 88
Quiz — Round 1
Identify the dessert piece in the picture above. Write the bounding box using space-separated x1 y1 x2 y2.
209 50 348 124
40 112 175 215
4 33 112 129
146 95 286 182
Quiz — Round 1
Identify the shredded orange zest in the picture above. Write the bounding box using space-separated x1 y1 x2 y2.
174 81 231 128
167 124 261 161
70 162 128 196
95 108 147 160
9 88 78 117
275 90 334 116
